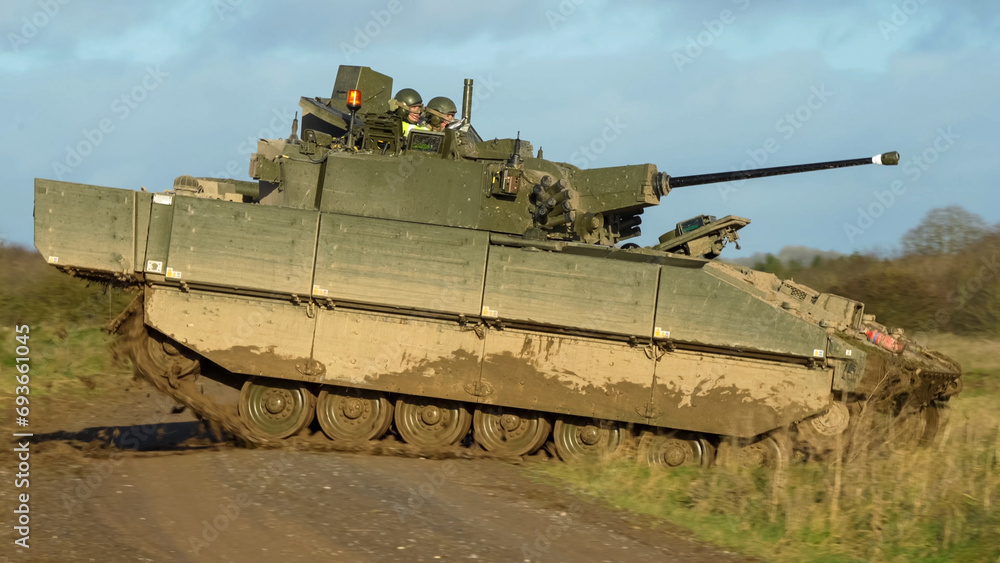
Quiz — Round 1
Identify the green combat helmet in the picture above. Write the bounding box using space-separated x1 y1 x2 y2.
425 96 457 129
389 88 423 121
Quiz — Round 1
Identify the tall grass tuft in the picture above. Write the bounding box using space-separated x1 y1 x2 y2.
0 245 134 329
537 338 1000 562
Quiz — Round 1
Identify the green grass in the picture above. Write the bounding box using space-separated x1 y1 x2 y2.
534 337 1000 562
0 245 135 413
0 326 131 405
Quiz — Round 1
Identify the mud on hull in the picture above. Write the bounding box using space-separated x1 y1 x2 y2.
120 286 956 466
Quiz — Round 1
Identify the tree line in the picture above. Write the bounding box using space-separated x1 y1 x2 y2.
754 206 1000 336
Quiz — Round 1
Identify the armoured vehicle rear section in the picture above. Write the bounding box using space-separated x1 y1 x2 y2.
34 66 961 466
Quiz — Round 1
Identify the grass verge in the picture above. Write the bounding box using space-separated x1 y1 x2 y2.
0 326 132 424
533 337 1000 562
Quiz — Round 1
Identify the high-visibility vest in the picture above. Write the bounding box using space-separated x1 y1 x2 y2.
402 121 430 136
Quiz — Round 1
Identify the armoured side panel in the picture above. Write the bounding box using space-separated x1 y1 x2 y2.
313 214 488 316
144 196 175 276
319 153 484 228
483 245 658 336
33 180 135 274
311 309 484 402
828 335 868 392
479 328 655 424
650 351 832 437
133 191 152 274
655 266 829 358
166 197 319 295
145 288 317 379
276 158 324 210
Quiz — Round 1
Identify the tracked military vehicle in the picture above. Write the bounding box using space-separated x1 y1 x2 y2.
34 66 961 466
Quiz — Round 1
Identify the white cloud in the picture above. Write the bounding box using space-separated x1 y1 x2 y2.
1 0 998 254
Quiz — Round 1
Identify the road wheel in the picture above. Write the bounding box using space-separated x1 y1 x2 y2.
316 387 394 444
716 433 791 469
394 397 471 448
551 417 631 462
473 406 550 457
238 378 315 440
637 430 714 468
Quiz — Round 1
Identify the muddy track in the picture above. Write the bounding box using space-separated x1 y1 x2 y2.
9 384 759 562
115 294 949 468
117 302 537 461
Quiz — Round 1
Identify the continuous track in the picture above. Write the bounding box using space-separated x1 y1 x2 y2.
115 296 946 467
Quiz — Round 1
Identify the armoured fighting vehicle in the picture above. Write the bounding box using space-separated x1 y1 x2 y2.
34 66 961 466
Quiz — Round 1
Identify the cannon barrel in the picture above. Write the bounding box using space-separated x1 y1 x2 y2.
666 151 899 189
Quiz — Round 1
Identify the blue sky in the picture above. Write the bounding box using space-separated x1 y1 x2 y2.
2 0 997 259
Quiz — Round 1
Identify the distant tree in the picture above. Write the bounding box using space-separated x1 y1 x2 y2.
753 254 784 276
901 206 988 256
786 259 803 278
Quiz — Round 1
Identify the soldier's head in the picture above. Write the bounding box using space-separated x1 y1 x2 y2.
425 96 457 131
391 88 423 124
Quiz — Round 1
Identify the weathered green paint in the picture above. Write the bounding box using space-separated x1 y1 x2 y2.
655 265 829 358
827 334 868 392
571 164 660 210
330 65 393 115
133 191 152 273
319 152 487 227
484 245 659 336
166 196 319 295
267 157 323 210
34 180 135 274
313 213 488 315
144 195 175 277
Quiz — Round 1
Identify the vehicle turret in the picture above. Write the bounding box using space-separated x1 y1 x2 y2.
250 66 899 256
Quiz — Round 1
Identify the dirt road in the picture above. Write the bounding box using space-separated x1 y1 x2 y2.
1 385 753 562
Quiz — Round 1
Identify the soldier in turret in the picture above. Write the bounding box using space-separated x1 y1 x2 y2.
389 88 429 137
424 96 457 132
